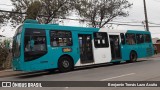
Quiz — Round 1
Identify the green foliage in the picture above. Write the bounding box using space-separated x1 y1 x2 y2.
0 39 12 69
26 1 41 20
0 46 9 69
3 39 11 49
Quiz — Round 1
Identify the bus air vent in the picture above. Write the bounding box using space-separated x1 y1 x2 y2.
24 19 39 24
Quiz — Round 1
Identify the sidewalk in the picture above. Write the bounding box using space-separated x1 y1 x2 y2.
139 53 160 60
0 69 23 78
150 53 160 58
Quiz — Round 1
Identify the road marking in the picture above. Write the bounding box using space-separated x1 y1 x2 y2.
100 73 135 81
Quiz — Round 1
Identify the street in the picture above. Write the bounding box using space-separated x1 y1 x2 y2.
0 56 160 90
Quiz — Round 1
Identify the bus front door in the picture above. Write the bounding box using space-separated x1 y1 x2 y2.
109 35 122 60
78 34 94 64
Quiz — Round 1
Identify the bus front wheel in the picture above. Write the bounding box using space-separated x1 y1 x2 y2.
127 51 137 63
58 56 73 72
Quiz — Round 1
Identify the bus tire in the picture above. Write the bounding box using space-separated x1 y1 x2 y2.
58 56 74 72
127 51 137 63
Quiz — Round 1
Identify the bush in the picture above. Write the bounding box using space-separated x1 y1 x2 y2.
0 43 10 70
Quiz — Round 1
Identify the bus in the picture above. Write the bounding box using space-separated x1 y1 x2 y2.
12 19 154 72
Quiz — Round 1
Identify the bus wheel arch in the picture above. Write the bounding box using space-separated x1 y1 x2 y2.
58 54 74 72
127 50 138 63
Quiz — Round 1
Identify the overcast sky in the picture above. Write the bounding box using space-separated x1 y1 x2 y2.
0 0 160 38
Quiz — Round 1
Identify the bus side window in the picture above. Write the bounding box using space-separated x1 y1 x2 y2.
50 30 72 47
125 33 136 45
144 34 151 43
94 32 109 48
120 33 125 45
136 34 144 44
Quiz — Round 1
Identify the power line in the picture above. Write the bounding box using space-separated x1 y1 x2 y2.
0 4 13 7
0 10 25 14
153 0 160 3
151 33 160 34
149 22 160 25
106 23 160 27
110 21 142 24
1 9 160 28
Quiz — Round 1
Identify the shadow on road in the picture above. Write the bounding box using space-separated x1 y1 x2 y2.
15 60 149 79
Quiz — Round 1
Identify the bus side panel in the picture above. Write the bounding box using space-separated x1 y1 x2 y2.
71 31 82 66
121 31 154 61
121 44 131 61
93 39 112 64
47 31 80 69
20 30 53 71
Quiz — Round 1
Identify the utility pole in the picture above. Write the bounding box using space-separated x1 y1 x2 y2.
143 0 149 31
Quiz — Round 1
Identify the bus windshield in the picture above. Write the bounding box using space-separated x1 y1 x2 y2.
24 29 47 61
12 26 22 58
12 34 21 58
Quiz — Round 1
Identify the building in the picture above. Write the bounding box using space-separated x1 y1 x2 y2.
152 38 160 54
152 38 160 44
156 40 160 44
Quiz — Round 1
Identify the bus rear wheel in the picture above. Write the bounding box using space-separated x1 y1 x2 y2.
58 56 73 72
127 51 137 63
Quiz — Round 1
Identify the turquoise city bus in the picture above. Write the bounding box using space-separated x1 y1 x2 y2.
12 19 154 72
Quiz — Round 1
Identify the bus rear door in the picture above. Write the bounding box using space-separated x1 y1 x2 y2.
109 35 122 60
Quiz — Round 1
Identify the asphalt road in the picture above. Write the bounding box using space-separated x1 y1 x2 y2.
0 57 160 90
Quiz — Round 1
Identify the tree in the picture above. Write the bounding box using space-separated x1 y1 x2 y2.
26 1 41 20
8 0 73 27
0 42 9 69
0 0 132 28
38 0 73 24
0 12 10 29
74 0 132 28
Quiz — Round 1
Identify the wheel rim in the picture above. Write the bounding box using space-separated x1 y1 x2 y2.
62 60 69 68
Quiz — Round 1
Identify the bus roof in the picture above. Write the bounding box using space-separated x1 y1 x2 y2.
23 22 99 32
22 19 150 34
